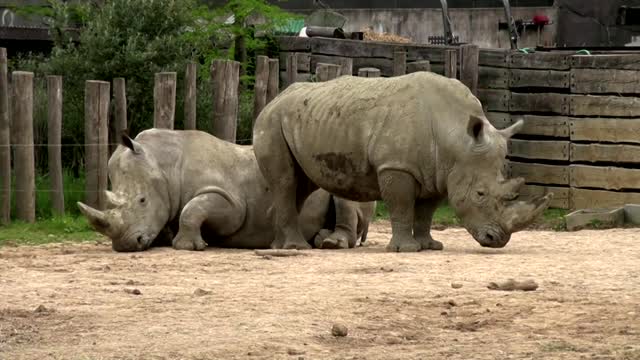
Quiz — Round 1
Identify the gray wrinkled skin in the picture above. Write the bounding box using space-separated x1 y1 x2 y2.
77 129 375 252
252 71 552 252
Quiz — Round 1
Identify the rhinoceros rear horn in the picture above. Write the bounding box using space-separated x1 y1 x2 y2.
499 118 524 139
77 202 110 233
120 130 142 154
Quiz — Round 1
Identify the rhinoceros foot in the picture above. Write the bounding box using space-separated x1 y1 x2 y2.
416 236 444 251
386 236 421 252
313 228 349 249
283 238 312 250
172 231 207 251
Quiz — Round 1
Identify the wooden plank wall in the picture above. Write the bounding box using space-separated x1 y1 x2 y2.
276 37 640 210
480 50 640 210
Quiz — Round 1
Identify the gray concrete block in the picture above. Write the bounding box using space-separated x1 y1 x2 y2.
565 207 625 231
623 203 640 225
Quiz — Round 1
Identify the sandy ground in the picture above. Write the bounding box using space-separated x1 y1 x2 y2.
0 221 639 360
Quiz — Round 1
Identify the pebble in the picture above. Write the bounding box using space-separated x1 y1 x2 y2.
451 282 463 289
124 288 141 295
331 323 348 337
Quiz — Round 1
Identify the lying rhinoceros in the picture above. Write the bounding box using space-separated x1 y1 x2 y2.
77 129 375 252
252 71 552 252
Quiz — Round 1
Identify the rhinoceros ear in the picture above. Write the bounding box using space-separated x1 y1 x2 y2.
120 130 142 154
467 114 485 143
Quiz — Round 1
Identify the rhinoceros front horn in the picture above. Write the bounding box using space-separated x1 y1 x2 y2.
502 193 553 233
77 202 110 233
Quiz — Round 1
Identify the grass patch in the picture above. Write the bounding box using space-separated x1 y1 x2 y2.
0 216 101 247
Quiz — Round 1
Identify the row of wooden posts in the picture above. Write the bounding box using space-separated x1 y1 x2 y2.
0 45 465 225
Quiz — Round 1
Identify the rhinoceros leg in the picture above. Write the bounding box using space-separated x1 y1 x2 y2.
315 197 359 249
172 191 245 251
414 199 444 251
379 170 421 252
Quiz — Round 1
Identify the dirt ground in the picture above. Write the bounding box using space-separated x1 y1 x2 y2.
0 221 639 360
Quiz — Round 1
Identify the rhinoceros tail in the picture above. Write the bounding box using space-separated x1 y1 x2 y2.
359 221 369 246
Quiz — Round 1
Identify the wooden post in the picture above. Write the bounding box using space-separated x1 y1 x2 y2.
47 75 64 216
407 60 431 73
339 57 353 77
445 49 458 79
153 72 176 129
84 80 110 210
286 52 297 88
316 63 341 82
211 59 240 142
358 67 381 78
253 55 269 122
0 48 9 224
459 44 479 95
12 71 35 223
267 59 280 103
184 62 197 130
113 78 127 134
393 50 407 76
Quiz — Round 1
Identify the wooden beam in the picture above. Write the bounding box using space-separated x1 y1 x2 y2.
509 69 570 88
13 72 36 222
316 63 341 82
479 67 509 89
571 54 640 70
358 68 381 77
570 95 640 117
407 60 431 73
267 59 279 103
183 63 197 130
153 72 176 129
570 118 640 143
253 55 269 123
277 36 311 51
571 143 640 164
509 162 569 186
279 52 311 72
510 52 570 70
211 59 240 142
393 50 407 76
477 89 510 112
570 165 640 190
478 49 510 67
0 48 9 224
286 52 298 88
444 49 457 79
508 139 569 161
47 75 64 216
84 80 110 211
570 68 640 94
459 44 479 95
510 93 570 114
571 188 640 210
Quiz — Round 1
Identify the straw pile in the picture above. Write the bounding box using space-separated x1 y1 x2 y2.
361 26 412 43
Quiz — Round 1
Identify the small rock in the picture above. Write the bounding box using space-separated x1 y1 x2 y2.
488 279 538 291
380 266 394 272
446 299 457 307
124 288 141 295
287 348 305 355
331 323 348 337
193 288 212 297
440 311 449 316
34 305 49 313
125 280 136 285
451 282 463 289
262 255 273 260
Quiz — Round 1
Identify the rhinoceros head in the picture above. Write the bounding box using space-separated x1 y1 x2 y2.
446 115 552 248
77 133 171 252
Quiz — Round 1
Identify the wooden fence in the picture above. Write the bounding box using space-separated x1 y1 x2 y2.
477 49 640 210
0 48 245 224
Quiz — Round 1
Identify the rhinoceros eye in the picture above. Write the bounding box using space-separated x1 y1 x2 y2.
476 191 485 197
140 197 146 204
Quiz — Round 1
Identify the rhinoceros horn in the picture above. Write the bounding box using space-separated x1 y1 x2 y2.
502 193 553 233
498 118 524 139
105 190 125 209
77 202 110 232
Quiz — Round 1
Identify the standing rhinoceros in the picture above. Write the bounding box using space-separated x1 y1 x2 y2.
252 71 552 252
77 129 375 252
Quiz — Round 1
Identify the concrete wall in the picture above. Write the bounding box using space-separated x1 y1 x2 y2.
338 7 558 48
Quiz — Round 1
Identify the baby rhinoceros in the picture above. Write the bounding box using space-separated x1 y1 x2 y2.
77 129 375 252
252 71 552 252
